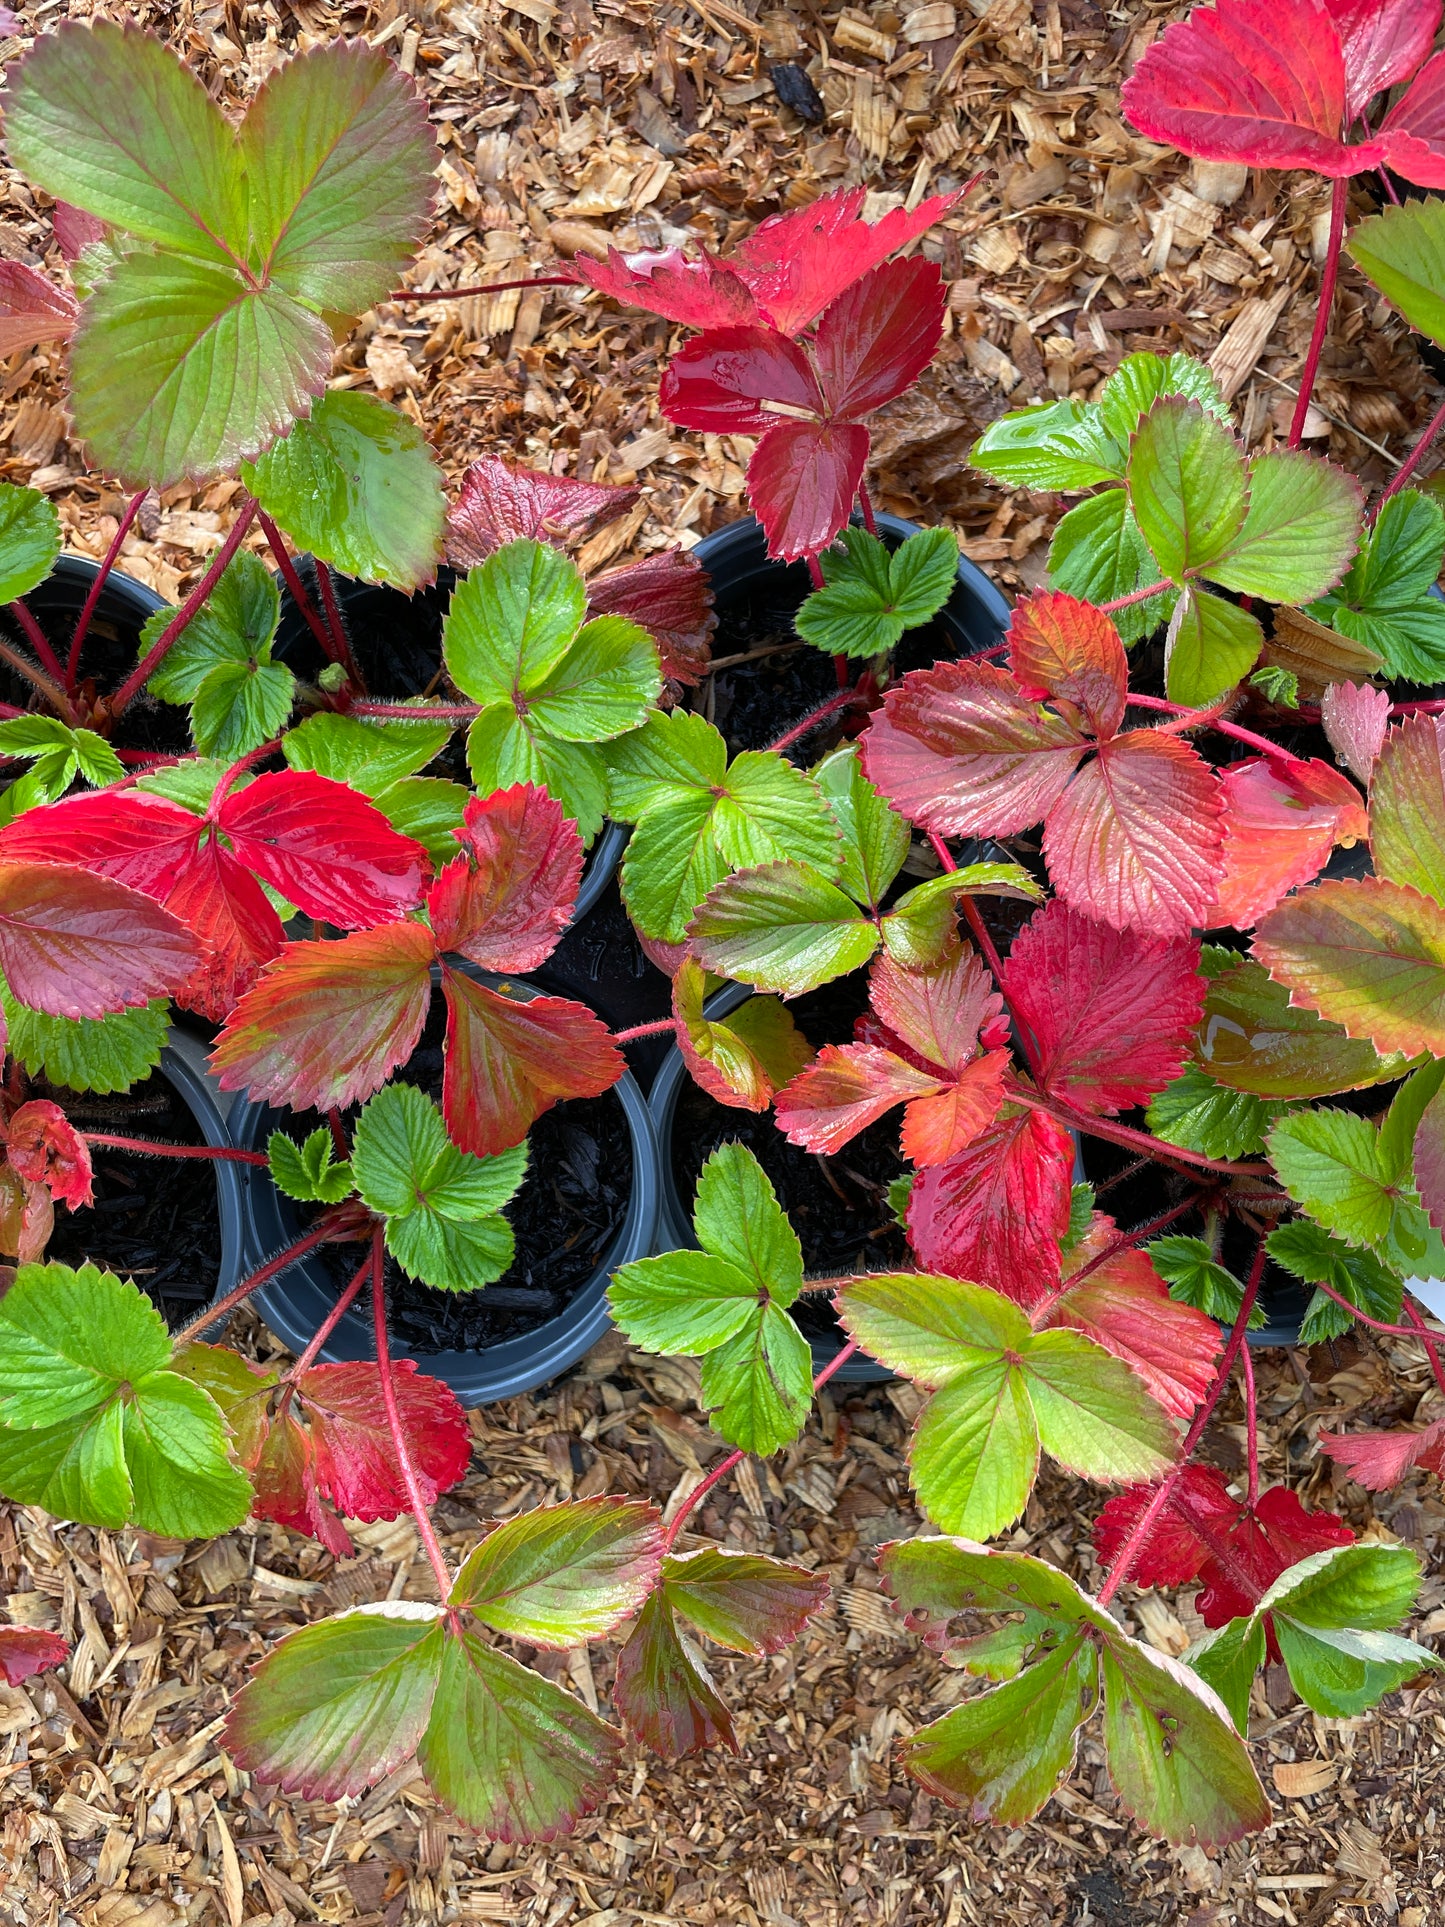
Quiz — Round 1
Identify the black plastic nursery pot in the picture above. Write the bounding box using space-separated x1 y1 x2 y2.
229 975 660 1407
42 1025 245 1334
271 556 625 922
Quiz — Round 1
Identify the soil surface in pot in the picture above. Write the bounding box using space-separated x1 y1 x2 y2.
289 1001 634 1353
38 1069 223 1331
668 976 908 1349
0 601 191 758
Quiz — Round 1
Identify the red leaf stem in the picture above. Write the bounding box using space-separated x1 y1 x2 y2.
613 1018 680 1044
1403 1297 1445 1404
1097 580 1171 616
313 560 362 691
80 1132 271 1164
386 276 576 301
1288 176 1348 451
0 630 73 720
257 509 336 665
172 1215 349 1346
369 1226 456 1602
1008 1082 1272 1179
68 488 148 689
1373 393 1445 517
214 737 284 803
351 700 479 722
1125 690 1308 767
1029 1194 1205 1323
857 482 878 535
10 598 65 686
1242 1338 1259 1508
288 1250 372 1378
1097 1236 1266 1608
108 498 260 720
806 556 825 590
767 685 863 754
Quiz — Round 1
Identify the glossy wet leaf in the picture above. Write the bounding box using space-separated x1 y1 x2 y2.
1196 952 1415 1097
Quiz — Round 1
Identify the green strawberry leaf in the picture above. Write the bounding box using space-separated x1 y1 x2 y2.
1267 1087 1443 1275
1311 490 1445 684
446 538 587 700
812 742 910 909
1188 1617 1266 1734
372 776 470 869
0 484 59 603
1349 200 1445 350
1127 397 1248 584
794 527 958 659
1207 450 1361 605
243 391 445 594
1098 351 1230 443
1147 1063 1290 1162
838 1273 1175 1538
1165 585 1262 707
1250 664 1300 706
1265 1219 1403 1345
971 398 1124 490
0 713 123 820
0 1261 251 1536
0 991 168 1095
352 1083 526 1292
671 957 814 1112
1196 955 1415 1098
448 1497 663 1645
698 1304 813 1456
282 710 453 795
1047 490 1177 645
142 548 293 757
268 1127 354 1205
687 860 880 996
1147 1235 1263 1328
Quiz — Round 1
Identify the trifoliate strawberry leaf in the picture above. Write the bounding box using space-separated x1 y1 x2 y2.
0 714 123 825
794 526 958 659
242 391 446 593
449 1498 663 1645
611 709 841 943
1265 1219 1403 1345
1312 490 1445 683
609 1144 812 1455
0 1261 251 1536
268 1127 354 1205
352 1084 526 1292
0 484 59 603
141 548 292 758
1147 1235 1263 1329
1147 1064 1290 1161
671 956 814 1112
282 710 453 795
838 1273 1175 1538
879 1538 1270 1846
0 990 167 1096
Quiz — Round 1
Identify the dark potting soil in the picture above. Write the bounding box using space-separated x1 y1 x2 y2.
669 975 908 1347
38 1069 223 1331
290 997 633 1353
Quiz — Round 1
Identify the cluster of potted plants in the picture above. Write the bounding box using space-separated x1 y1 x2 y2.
4 0 1445 1857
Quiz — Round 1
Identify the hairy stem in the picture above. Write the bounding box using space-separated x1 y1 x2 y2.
1374 393 1445 515
614 1017 678 1044
289 1252 372 1378
172 1217 344 1346
1288 176 1348 450
371 1227 454 1600
767 685 861 754
1126 690 1308 766
663 1340 860 1550
858 482 878 536
11 600 65 686
108 499 260 719
1404 1297 1445 1403
1009 1083 1271 1179
1097 580 1170 616
0 631 75 720
313 560 363 692
1242 1339 1259 1509
81 1133 271 1165
214 736 283 803
68 488 149 690
1028 1194 1205 1324
257 510 336 663
351 699 477 722
1097 1238 1266 1608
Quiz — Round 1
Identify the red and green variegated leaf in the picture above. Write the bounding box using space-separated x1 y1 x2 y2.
773 1043 950 1156
0 1625 67 1686
446 459 640 565
212 923 435 1111
1210 755 1369 929
672 959 814 1111
449 1498 663 1646
811 255 945 420
0 261 76 358
5 1101 93 1210
860 659 1087 837
686 861 878 996
0 861 198 1019
1041 1213 1219 1421
440 967 622 1158
299 1360 471 1526
1321 679 1390 785
906 1106 1076 1307
1415 1083 1445 1233
1008 590 1128 741
899 1052 1011 1168
1369 713 1445 907
901 1631 1097 1826
1196 954 1412 1097
226 1603 445 1799
662 1546 830 1652
1317 1419 1445 1489
614 1591 736 1756
217 772 428 929
416 1630 621 1842
427 783 582 971
1006 899 1205 1114
746 419 871 562
658 326 822 433
587 551 716 687
1043 730 1226 936
871 944 1005 1074
1253 876 1445 1057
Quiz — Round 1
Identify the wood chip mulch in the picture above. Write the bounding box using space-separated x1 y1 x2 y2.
1 3 1444 1924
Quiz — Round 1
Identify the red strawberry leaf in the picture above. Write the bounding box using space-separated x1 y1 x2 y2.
746 419 871 562
1008 589 1127 741
0 859 198 1018
587 551 716 686
446 457 640 566
1334 0 1442 117
774 1042 951 1156
1094 1464 1240 1589
1042 1214 1220 1421
1006 900 1205 1114
1210 755 1368 929
811 256 946 420
0 1625 68 1686
0 259 76 357
672 958 813 1112
52 201 105 260
1317 1420 1445 1488
1320 679 1390 784
659 326 823 434
216 771 428 929
614 1591 736 1757
427 783 582 973
212 923 435 1111
899 1052 1011 1167
162 838 287 1021
5 1100 93 1209
440 965 622 1157
1377 50 1445 186
301 1359 471 1524
871 943 1004 1074
1196 1485 1355 1629
906 1104 1076 1305
567 246 762 332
